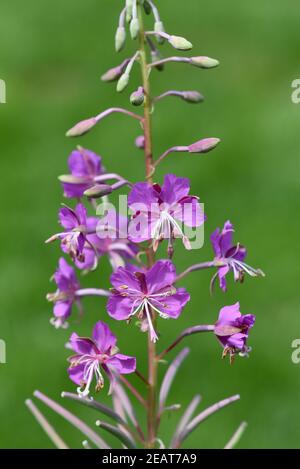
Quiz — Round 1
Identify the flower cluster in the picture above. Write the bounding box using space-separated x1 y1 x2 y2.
29 0 264 450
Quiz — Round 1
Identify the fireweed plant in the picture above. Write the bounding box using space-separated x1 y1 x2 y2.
26 1 264 449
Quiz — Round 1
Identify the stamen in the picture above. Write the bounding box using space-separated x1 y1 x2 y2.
144 301 158 343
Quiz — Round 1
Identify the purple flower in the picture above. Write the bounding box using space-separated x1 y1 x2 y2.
61 147 103 198
214 302 256 364
210 220 264 291
74 210 138 271
107 260 190 342
128 174 204 250
68 321 136 396
47 258 80 329
47 203 88 261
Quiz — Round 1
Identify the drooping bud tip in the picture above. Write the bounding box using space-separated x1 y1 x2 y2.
130 86 145 106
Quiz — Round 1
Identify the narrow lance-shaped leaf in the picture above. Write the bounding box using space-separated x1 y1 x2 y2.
159 347 190 413
33 390 110 449
224 421 248 449
176 394 240 447
113 382 138 427
61 391 125 424
96 420 137 449
25 399 69 449
170 394 201 448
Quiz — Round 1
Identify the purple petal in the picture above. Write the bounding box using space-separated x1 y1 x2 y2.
110 266 141 292
108 354 136 374
154 288 190 319
54 257 79 290
128 213 158 243
128 182 158 209
63 182 90 199
219 220 234 255
107 295 136 320
59 206 79 230
218 265 230 291
173 196 204 227
226 332 247 349
68 363 85 385
68 148 102 177
70 335 98 355
227 244 247 262
210 228 221 257
53 301 72 319
146 260 177 294
160 174 190 205
217 303 241 325
75 246 98 270
75 203 87 226
92 321 117 353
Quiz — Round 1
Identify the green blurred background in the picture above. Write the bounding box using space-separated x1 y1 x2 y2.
0 0 300 448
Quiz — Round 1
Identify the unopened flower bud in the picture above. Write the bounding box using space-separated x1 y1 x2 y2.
66 117 97 137
168 35 193 51
188 137 220 153
130 18 139 39
154 21 165 44
117 72 130 92
190 56 219 69
101 60 129 82
83 184 113 198
126 0 133 22
58 174 88 184
130 86 145 106
181 91 204 103
115 27 126 52
135 135 145 149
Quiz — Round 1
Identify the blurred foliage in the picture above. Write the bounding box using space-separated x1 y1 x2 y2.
0 0 300 448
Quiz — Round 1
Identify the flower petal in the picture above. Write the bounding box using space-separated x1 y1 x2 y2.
92 321 117 353
53 301 72 319
68 363 85 385
146 260 177 294
107 295 136 320
152 288 190 319
160 174 190 205
68 148 102 177
128 182 158 209
110 266 141 292
173 196 204 227
108 354 136 374
217 303 241 325
70 335 98 355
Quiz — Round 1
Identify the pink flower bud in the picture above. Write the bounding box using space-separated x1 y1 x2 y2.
101 60 130 82
66 118 97 137
135 135 145 149
188 138 221 153
190 56 219 69
83 184 113 198
181 91 204 103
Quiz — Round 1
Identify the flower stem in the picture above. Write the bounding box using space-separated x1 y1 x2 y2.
138 3 157 448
